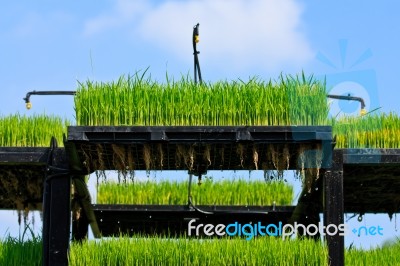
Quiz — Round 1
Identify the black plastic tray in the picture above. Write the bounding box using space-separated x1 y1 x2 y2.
93 204 295 237
66 126 333 172
338 149 400 214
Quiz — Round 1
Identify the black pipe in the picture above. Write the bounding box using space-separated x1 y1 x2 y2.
23 90 76 109
327 94 365 110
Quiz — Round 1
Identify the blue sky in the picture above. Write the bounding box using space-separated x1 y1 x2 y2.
1 0 400 117
1 0 400 249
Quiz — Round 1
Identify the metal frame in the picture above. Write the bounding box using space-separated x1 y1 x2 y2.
9 128 400 265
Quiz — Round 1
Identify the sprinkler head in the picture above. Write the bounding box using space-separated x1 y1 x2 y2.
193 23 200 43
26 102 32 110
360 108 367 116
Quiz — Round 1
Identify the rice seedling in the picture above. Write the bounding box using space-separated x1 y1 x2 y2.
0 226 42 266
0 236 328 265
68 236 328 266
3 233 400 265
0 238 42 266
74 73 330 126
97 179 294 206
332 112 400 148
0 113 69 147
346 242 400 265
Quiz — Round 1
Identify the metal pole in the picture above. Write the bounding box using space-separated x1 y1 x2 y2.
193 23 202 84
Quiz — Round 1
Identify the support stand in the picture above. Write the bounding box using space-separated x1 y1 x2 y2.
324 149 344 266
42 138 71 266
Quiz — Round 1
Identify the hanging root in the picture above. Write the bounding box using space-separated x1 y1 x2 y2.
112 144 127 182
267 144 290 180
253 146 259 170
95 170 106 183
177 145 196 171
176 145 185 168
96 144 106 171
158 144 164 169
297 144 323 191
283 144 290 170
16 207 30 227
111 144 126 169
305 168 317 193
262 162 272 181
219 146 225 166
127 146 134 170
81 144 92 174
203 144 211 167
94 144 106 182
269 145 278 170
297 145 306 183
127 146 135 181
236 144 245 168
188 146 195 171
143 144 152 172
315 143 323 180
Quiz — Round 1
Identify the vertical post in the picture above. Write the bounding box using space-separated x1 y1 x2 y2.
42 148 71 266
323 149 344 266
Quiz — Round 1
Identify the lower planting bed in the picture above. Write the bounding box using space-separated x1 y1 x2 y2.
94 178 295 236
2 237 400 265
97 179 294 205
93 204 295 237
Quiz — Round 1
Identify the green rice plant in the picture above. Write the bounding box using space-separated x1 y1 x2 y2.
332 112 400 148
346 242 400 265
4 235 400 265
0 238 42 266
0 226 42 266
69 236 328 266
0 237 327 265
0 114 69 147
74 72 330 126
97 179 294 205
